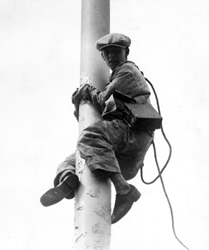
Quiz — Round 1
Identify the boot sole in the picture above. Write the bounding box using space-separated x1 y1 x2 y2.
40 175 79 207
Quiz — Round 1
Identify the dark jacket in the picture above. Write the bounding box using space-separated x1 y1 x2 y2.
89 61 151 119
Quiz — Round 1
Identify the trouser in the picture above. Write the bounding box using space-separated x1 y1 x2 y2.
54 119 153 187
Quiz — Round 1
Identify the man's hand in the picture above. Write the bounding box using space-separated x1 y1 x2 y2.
72 84 92 120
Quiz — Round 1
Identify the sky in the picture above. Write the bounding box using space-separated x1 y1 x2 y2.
0 0 209 249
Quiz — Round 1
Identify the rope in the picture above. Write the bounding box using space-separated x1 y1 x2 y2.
152 140 190 250
140 77 172 185
141 75 191 250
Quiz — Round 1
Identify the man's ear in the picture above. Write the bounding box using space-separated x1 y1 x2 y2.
126 48 130 56
101 52 105 61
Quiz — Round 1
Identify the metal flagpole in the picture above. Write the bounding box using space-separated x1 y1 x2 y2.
74 0 111 249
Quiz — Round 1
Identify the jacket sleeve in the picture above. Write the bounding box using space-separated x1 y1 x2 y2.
88 71 134 107
108 66 151 101
88 63 151 113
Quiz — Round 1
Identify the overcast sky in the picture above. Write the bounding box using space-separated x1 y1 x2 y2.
0 0 209 250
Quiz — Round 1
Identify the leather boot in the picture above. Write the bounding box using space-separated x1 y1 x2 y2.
111 184 141 224
40 174 79 207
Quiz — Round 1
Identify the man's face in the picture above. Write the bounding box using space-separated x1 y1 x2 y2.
101 46 127 70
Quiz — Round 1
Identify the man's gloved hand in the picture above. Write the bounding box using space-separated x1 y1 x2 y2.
72 84 92 120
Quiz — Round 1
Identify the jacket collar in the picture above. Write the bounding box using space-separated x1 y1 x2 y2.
109 61 138 82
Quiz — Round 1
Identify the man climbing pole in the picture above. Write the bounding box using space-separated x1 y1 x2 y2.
40 33 153 224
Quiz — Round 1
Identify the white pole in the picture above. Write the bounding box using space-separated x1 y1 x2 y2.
74 1 111 250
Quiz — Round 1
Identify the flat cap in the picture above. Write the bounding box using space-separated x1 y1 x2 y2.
96 33 131 51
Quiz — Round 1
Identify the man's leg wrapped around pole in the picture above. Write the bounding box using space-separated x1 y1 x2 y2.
77 117 153 224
